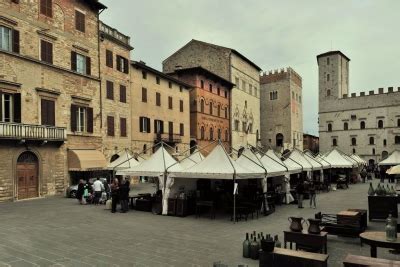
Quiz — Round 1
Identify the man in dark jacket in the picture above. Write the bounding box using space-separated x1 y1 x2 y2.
119 179 130 213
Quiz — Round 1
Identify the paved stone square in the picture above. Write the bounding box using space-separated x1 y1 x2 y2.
0 181 400 267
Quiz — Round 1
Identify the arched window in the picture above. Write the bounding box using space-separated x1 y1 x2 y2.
372 148 375 155
369 137 374 145
200 127 205 140
327 123 332 132
332 138 337 146
143 144 147 154
352 148 356 154
225 130 229 141
398 119 400 127
209 83 212 92
200 80 204 89
344 122 348 130
327 90 331 96
351 137 356 146
378 120 383 129
217 104 221 117
276 133 284 147
209 102 213 115
200 99 204 113
360 121 365 129
217 129 221 140
395 136 400 144
210 128 214 140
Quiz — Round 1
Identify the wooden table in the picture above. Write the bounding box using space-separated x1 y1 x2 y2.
259 247 328 267
284 230 328 254
360 231 400 258
343 253 400 266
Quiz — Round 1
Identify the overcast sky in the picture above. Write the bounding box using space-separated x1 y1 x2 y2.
100 0 400 136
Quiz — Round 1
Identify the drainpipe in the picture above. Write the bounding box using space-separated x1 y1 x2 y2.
228 52 232 151
97 9 105 129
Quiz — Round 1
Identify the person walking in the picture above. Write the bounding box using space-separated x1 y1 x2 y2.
360 167 367 183
76 179 85 204
309 181 316 209
92 178 104 205
119 179 130 213
380 166 386 183
110 178 120 213
296 180 304 209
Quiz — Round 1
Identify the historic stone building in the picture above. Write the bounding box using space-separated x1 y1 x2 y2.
318 51 400 165
0 0 106 201
162 39 261 151
260 68 303 152
167 66 234 155
130 61 191 156
303 133 319 154
99 22 132 161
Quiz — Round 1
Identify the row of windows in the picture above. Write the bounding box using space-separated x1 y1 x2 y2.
234 77 258 97
141 88 184 111
234 120 253 133
139 117 185 136
200 80 229 98
327 119 400 132
331 136 400 147
142 71 183 92
198 99 228 118
106 81 127 103
199 127 229 142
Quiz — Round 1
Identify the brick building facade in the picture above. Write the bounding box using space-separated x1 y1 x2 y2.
168 67 233 155
130 61 191 157
0 0 106 201
260 67 303 152
162 39 261 151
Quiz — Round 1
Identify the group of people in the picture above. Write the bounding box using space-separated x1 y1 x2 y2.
295 179 317 209
76 177 131 213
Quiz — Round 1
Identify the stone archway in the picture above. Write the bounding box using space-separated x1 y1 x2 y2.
16 151 39 200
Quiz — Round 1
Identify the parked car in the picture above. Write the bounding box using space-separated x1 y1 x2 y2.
66 184 78 198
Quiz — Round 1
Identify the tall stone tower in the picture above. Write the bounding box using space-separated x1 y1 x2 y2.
317 51 350 112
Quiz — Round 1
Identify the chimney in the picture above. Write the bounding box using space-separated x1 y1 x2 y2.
360 92 365 96
351 93 356 97
388 87 393 93
378 88 384 94
369 90 374 95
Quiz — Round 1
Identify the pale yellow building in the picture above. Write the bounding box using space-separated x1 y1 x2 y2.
130 61 191 156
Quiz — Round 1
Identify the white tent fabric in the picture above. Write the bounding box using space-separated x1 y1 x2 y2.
351 154 367 165
321 149 356 168
116 145 178 176
107 150 139 170
302 151 324 171
379 150 400 166
236 149 266 174
258 151 288 177
284 149 321 172
342 153 359 167
315 154 331 169
169 144 265 179
266 150 301 174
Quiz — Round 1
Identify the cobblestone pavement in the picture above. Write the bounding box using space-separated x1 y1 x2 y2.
0 181 399 267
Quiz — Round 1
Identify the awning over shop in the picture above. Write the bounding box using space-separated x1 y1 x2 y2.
379 150 400 166
68 149 108 171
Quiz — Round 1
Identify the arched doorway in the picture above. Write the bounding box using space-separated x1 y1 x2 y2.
16 151 39 200
276 133 284 147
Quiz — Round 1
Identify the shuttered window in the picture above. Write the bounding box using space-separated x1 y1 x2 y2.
154 120 164 134
106 81 114 100
107 116 114 136
106 50 113 68
40 0 52 17
142 88 147 102
116 55 129 74
156 92 161 106
75 10 85 32
179 100 183 112
168 96 173 109
139 117 150 133
120 85 126 103
180 123 184 136
71 51 91 75
41 99 55 126
40 40 53 64
120 117 127 137
70 105 93 133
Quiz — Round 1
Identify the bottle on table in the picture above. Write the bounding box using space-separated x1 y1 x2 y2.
242 233 250 258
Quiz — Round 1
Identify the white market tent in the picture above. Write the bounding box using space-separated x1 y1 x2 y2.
107 149 139 170
314 153 331 169
321 149 356 168
379 150 400 166
258 150 289 177
342 153 360 167
266 150 301 174
236 148 267 175
284 149 322 172
351 154 367 166
116 145 178 177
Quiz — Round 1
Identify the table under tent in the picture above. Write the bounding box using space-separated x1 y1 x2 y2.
378 150 400 181
168 143 267 221
320 149 358 188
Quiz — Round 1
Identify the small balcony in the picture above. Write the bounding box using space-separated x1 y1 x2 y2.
154 133 182 143
0 122 67 142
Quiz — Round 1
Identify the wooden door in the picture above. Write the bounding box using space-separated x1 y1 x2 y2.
16 152 38 200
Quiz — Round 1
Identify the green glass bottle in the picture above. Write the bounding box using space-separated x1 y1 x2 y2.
242 233 250 258
250 236 260 260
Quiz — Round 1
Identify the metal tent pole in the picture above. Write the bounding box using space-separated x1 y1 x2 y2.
233 172 236 223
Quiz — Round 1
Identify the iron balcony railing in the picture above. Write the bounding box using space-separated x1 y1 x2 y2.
0 122 67 141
